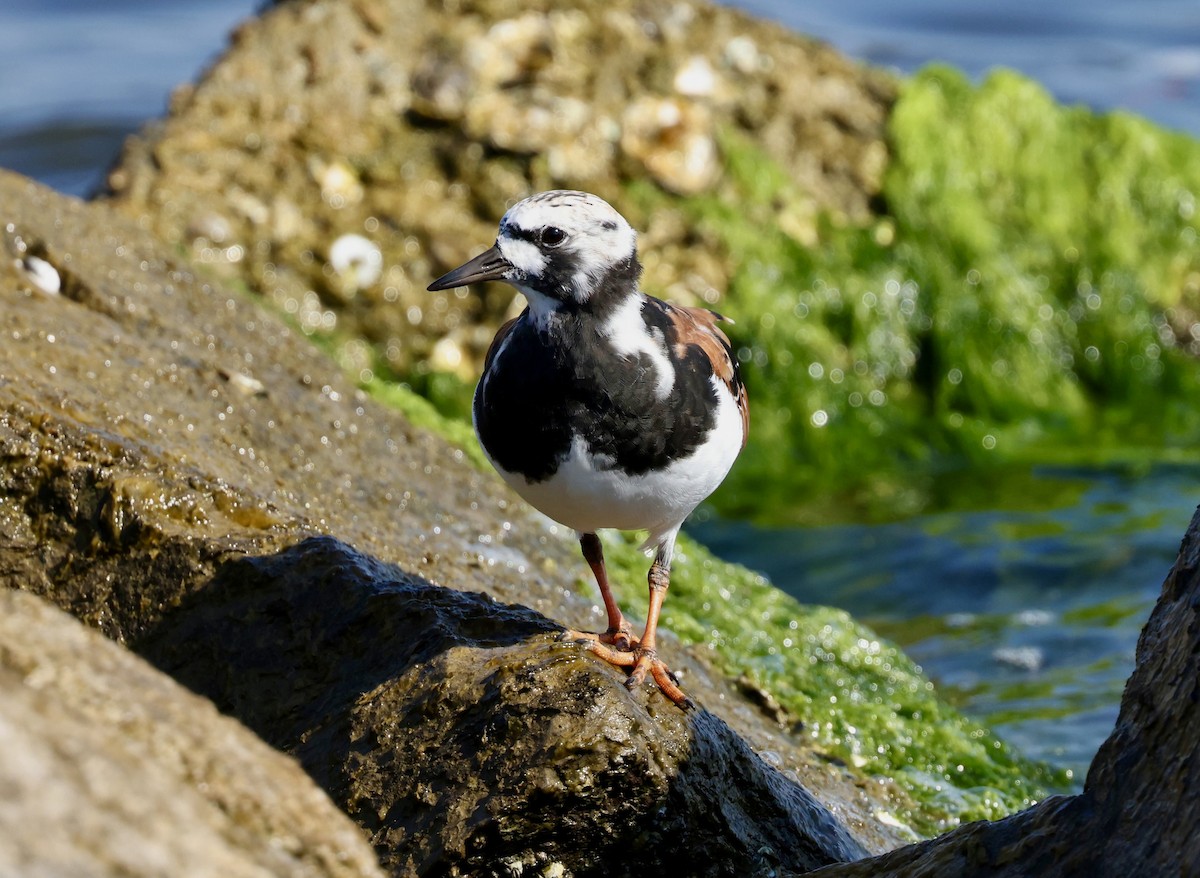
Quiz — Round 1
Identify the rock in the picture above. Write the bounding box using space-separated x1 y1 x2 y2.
620 95 719 195
0 588 384 878
806 503 1200 877
140 535 868 877
101 0 895 376
0 169 904 869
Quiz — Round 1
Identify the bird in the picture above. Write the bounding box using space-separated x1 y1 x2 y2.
427 190 748 708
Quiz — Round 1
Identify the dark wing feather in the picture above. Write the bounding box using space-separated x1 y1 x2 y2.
482 312 525 374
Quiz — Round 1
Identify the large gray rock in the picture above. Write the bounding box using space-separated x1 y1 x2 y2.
140 535 867 877
0 588 385 878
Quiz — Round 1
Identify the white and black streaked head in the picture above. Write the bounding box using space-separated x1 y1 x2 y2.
427 190 642 316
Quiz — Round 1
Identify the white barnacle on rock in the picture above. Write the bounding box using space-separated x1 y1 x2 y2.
310 158 364 208
219 368 266 397
724 35 766 75
187 212 233 245
674 55 718 98
22 255 61 295
329 234 383 290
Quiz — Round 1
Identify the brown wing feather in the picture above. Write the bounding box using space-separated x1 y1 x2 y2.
665 304 749 448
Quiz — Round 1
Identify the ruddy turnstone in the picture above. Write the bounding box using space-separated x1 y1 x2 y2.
428 190 748 708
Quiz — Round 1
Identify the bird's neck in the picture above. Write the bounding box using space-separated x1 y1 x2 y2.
582 253 643 317
516 252 645 331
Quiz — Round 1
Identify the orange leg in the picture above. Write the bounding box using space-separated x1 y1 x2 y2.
564 533 634 648
623 557 690 707
564 533 691 709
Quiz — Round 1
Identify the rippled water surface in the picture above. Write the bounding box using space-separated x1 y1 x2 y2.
691 467 1198 777
751 0 1200 136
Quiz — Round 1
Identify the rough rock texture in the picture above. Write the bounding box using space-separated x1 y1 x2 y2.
0 169 903 872
141 535 866 877
807 504 1200 877
0 588 385 878
102 0 895 378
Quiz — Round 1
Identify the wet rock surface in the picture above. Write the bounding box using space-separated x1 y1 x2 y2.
141 535 867 877
0 170 902 872
807 504 1200 878
0 588 385 878
102 0 894 378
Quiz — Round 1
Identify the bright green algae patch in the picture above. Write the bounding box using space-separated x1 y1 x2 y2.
595 530 1070 837
627 65 1200 523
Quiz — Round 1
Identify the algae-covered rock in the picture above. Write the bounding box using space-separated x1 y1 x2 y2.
593 529 1071 836
806 503 1200 877
642 68 1200 521
0 588 385 878
102 0 893 384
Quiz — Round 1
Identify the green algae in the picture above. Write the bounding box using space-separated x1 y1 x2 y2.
623 66 1200 523
591 528 1071 837
365 376 489 471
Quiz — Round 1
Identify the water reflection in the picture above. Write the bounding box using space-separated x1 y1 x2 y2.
690 465 1198 778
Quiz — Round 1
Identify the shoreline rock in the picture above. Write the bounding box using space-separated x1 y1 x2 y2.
0 169 905 872
0 587 385 878
139 535 869 876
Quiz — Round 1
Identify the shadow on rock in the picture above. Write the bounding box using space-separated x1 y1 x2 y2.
138 535 865 877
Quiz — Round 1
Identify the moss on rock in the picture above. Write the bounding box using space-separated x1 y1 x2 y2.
619 67 1200 522
587 530 1071 837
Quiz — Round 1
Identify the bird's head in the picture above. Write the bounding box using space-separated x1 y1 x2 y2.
427 190 641 314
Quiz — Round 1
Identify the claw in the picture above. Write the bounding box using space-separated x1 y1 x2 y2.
567 532 692 709
563 626 634 651
566 633 692 708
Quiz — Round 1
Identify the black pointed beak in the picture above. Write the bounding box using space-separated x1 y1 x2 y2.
427 244 511 291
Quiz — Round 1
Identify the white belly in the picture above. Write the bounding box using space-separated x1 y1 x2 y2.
490 377 743 548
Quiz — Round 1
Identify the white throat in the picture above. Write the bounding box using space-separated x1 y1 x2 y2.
515 283 562 329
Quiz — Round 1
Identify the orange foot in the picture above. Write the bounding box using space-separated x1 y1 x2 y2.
562 629 693 709
563 620 634 651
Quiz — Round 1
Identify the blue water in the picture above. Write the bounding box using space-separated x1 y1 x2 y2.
692 467 1198 778
0 0 262 194
751 0 1200 136
2 0 1197 780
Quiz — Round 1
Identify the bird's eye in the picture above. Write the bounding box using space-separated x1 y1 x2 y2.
540 226 567 247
